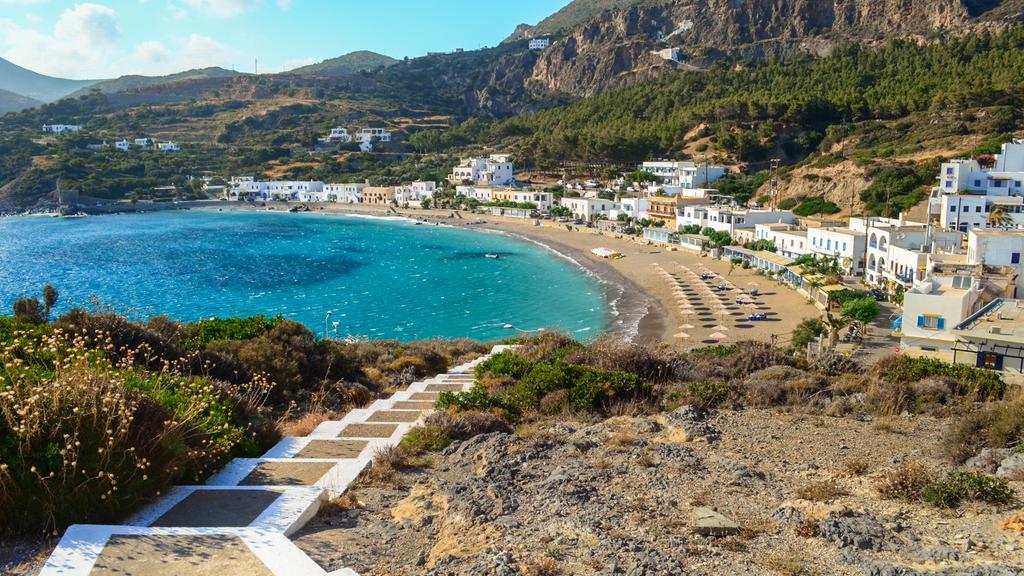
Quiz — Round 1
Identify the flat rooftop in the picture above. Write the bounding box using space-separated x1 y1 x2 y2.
954 298 1024 344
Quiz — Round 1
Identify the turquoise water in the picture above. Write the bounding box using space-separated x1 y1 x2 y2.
0 211 607 341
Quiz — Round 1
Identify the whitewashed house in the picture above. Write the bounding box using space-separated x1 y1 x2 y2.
858 215 963 287
940 194 1024 231
158 142 181 152
931 140 1024 231
320 127 352 145
807 227 867 275
448 154 514 187
134 138 152 147
640 160 725 192
355 128 391 143
42 124 81 135
114 139 130 152
395 181 437 205
968 228 1024 297
528 38 550 50
324 183 366 204
754 222 808 259
701 207 794 237
559 197 618 221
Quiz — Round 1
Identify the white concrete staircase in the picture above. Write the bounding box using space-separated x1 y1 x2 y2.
39 345 511 576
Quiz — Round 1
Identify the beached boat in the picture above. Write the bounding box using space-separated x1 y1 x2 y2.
591 247 623 259
485 253 500 259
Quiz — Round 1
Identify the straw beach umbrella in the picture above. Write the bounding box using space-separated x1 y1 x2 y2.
709 332 727 339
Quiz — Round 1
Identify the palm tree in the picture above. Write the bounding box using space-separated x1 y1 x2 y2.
988 206 1013 229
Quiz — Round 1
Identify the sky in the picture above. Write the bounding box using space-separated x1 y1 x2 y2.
0 0 572 79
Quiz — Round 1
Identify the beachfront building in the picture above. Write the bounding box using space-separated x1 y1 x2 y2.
448 155 515 187
225 178 325 201
158 142 181 152
491 188 553 211
355 128 391 143
609 197 648 221
647 196 678 227
806 227 867 276
319 127 352 145
42 124 82 135
700 207 794 237
900 272 993 361
361 186 396 206
114 139 130 152
754 223 808 259
560 197 618 222
456 185 494 204
529 38 551 50
394 181 437 205
324 183 366 203
640 161 725 192
951 298 1024 375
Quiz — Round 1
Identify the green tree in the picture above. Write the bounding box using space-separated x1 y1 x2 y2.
13 297 42 325
42 284 58 322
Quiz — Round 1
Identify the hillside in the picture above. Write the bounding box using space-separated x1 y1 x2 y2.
0 88 41 115
506 0 652 40
287 51 398 76
0 57 99 103
67 67 246 98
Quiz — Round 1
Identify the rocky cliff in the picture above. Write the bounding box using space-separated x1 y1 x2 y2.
524 0 1023 99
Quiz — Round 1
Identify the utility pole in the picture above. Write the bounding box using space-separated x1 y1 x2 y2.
255 57 258 76
769 158 781 210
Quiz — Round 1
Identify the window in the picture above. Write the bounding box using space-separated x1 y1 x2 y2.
974 180 982 187
946 167 954 175
1013 253 1021 264
976 206 982 213
963 205 970 212
917 315 945 330
950 205 956 212
946 180 954 188
952 276 973 289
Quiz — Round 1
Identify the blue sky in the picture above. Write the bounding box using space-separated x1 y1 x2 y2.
0 0 571 79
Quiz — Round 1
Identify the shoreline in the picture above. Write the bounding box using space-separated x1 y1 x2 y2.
11 200 822 347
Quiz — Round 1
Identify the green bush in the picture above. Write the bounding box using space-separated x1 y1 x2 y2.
568 367 648 411
182 315 282 351
400 425 453 452
877 356 1006 401
921 470 1014 508
505 362 576 409
475 350 532 380
686 381 733 409
435 384 514 413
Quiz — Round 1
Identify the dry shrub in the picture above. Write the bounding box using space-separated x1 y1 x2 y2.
865 380 914 416
874 460 932 500
795 480 848 502
279 413 327 437
514 332 581 364
319 491 361 515
872 417 906 435
539 389 570 415
740 366 828 408
832 373 871 396
943 389 1024 462
607 431 638 450
567 337 680 383
765 547 809 575
795 518 820 538
525 557 562 576
419 410 512 444
362 446 419 487
839 456 872 477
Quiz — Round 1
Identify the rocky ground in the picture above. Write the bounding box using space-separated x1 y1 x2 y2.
292 408 1024 576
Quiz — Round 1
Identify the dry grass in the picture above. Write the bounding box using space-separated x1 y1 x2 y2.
839 456 872 477
874 460 932 501
279 413 327 437
319 491 362 515
608 431 638 450
525 557 562 576
765 548 810 575
795 479 848 502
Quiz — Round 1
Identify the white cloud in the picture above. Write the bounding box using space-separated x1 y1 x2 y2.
179 34 234 69
0 0 43 5
133 40 170 65
167 1 188 20
181 0 259 17
0 3 121 78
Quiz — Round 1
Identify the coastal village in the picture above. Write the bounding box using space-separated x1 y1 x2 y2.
189 135 1024 382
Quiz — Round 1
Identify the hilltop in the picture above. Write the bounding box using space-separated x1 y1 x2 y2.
0 88 41 115
67 67 246 98
0 57 99 103
287 51 399 76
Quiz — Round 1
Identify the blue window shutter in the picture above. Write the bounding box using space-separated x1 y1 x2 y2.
937 318 946 330
917 316 925 328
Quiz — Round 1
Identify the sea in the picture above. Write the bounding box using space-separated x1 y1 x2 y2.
0 210 608 342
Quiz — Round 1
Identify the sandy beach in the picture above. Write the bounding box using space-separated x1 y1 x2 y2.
196 201 822 349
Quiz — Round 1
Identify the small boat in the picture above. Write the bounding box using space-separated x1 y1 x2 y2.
485 253 500 259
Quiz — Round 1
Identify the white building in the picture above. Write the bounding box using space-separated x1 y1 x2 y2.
134 138 152 147
42 124 81 135
901 273 987 360
652 47 682 62
448 155 514 187
324 183 366 204
158 142 180 152
698 207 795 236
114 139 130 152
968 228 1024 297
861 216 964 287
610 197 649 221
457 185 493 204
320 127 352 145
355 128 391 143
528 38 550 50
640 161 725 190
505 189 553 211
939 194 1024 231
395 181 437 205
951 299 1024 375
227 178 324 201
754 223 808 259
559 197 618 221
807 227 867 275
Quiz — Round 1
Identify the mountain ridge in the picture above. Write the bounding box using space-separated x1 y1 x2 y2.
0 57 100 103
286 50 399 76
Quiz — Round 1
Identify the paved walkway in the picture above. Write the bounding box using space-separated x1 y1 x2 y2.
39 346 510 576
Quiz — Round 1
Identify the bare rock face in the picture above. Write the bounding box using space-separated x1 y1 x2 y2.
526 0 1013 99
